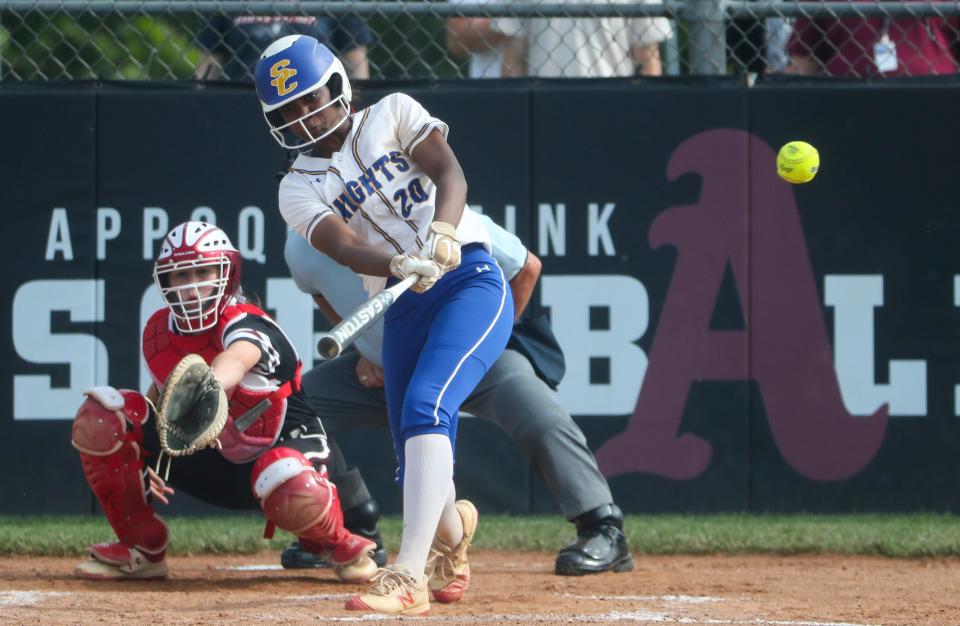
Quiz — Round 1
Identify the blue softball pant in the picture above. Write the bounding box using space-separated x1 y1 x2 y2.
382 244 514 484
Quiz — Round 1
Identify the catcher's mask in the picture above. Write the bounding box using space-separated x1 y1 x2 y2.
254 34 352 150
154 222 241 334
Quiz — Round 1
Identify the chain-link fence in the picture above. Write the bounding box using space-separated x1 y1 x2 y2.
2 1 960 81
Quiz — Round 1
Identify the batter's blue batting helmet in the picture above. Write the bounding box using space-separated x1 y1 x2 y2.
254 35 352 149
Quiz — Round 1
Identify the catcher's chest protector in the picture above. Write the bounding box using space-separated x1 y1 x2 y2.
143 304 294 463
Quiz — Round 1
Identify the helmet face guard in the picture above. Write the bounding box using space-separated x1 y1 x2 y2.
153 222 241 334
254 35 353 150
263 93 350 150
155 257 231 333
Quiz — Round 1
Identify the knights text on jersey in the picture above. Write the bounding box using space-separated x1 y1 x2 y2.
278 92 491 293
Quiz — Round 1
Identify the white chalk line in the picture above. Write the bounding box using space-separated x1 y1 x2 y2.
286 593 353 601
284 612 671 623
0 589 879 626
288 591 874 625
0 591 71 607
293 592 875 626
560 593 726 604
217 564 286 571
302 613 876 625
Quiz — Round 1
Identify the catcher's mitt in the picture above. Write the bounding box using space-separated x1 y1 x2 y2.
156 354 228 457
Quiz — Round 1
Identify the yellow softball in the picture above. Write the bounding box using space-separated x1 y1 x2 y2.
776 141 820 184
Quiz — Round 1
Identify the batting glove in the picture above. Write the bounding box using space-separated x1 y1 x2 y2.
421 221 461 272
390 254 442 293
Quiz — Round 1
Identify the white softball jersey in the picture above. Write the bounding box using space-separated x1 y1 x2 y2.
278 92 491 295
284 213 528 366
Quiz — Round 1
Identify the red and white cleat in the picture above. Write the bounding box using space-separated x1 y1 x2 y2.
345 565 430 616
74 542 168 581
426 499 477 603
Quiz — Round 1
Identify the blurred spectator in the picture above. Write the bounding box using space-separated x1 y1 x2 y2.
447 0 672 78
501 0 672 77
446 0 512 78
196 13 372 80
765 17 793 74
786 7 959 77
726 5 793 76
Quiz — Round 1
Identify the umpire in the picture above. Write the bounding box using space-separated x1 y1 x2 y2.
282 216 634 576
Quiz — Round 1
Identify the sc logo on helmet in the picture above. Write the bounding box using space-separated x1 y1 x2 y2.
270 59 298 97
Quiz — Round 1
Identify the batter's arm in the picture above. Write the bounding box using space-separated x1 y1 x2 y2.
310 215 397 277
411 129 467 227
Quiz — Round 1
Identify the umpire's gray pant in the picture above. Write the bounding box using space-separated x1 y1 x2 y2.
303 348 613 520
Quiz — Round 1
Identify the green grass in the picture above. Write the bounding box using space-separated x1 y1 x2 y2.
1 514 958 558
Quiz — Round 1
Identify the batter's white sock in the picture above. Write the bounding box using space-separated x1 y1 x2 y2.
394 434 455 582
435 482 464 547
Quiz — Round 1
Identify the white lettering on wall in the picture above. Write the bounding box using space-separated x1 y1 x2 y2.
538 203 566 257
542 275 648 415
238 206 266 264
142 207 169 260
825 274 926 416
96 207 121 260
13 280 108 419
587 202 616 256
45 208 74 261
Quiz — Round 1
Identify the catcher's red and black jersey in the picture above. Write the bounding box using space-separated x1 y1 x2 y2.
143 296 313 463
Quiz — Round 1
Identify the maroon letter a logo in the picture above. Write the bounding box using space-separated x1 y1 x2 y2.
595 130 888 481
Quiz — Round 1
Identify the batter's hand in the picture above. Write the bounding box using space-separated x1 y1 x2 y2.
390 254 441 293
355 357 384 389
146 466 175 505
421 221 461 272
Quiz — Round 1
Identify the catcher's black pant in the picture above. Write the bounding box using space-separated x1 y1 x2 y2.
141 418 365 511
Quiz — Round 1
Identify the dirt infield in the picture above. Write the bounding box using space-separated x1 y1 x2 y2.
0 552 957 625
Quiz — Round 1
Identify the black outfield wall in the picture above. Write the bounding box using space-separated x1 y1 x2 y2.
2 79 958 515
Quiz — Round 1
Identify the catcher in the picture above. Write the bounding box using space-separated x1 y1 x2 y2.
70 221 377 582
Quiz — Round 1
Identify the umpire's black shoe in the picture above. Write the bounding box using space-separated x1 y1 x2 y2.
281 540 328 569
555 504 634 576
343 500 389 568
280 540 389 570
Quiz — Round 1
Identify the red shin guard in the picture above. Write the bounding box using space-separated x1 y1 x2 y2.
72 387 168 561
252 447 373 566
